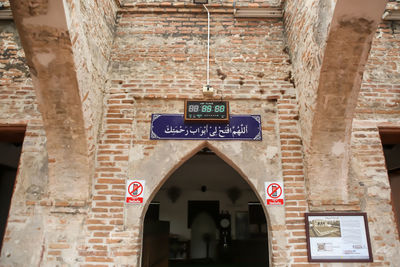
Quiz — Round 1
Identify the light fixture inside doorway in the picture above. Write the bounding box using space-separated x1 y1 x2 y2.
167 186 181 203
227 186 241 204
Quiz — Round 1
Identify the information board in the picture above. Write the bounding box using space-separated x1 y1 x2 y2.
184 100 229 123
305 213 373 262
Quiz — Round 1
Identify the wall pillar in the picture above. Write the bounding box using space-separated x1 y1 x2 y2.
306 0 387 207
10 0 90 200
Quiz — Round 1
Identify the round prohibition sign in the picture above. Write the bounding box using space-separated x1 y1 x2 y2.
128 181 143 197
267 183 282 198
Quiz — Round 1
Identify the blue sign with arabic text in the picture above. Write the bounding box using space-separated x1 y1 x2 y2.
150 114 262 141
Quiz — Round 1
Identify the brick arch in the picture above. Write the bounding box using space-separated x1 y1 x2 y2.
142 141 207 211
137 141 272 226
126 140 281 266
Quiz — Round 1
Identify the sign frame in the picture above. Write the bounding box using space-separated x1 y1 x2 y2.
305 212 373 263
150 114 262 141
126 180 146 204
184 100 230 123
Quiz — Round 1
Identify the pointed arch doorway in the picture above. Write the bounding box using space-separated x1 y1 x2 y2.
142 147 270 267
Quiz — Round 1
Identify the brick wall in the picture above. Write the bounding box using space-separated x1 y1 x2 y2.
286 0 387 207
0 18 89 266
276 93 310 266
348 19 400 266
83 96 305 266
283 0 400 265
0 20 51 264
283 0 335 150
64 0 119 160
110 10 291 99
0 22 34 120
121 0 283 7
357 21 400 121
79 7 306 266
283 1 400 265
1 1 400 266
0 0 119 265
350 122 399 266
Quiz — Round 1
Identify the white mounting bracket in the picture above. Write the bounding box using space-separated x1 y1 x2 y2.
203 85 214 96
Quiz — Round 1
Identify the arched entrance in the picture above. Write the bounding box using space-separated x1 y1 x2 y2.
142 147 270 267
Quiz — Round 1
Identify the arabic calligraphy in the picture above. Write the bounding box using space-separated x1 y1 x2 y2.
164 124 249 138
150 114 262 141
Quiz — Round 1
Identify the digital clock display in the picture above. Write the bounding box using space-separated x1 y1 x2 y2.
184 100 229 123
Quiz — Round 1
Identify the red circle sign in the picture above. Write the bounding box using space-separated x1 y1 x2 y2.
128 181 143 197
267 183 282 198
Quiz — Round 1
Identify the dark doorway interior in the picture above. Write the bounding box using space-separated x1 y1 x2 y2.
0 126 25 252
142 147 269 267
188 201 219 228
380 129 400 238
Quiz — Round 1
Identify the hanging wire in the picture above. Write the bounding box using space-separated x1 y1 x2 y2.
203 4 210 86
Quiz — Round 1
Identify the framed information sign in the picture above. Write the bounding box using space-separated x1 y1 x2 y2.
305 213 373 262
184 100 229 123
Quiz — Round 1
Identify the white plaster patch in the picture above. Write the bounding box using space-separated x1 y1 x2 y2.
35 53 56 67
367 186 391 200
220 142 242 156
266 146 278 159
372 174 391 185
331 141 345 156
130 145 145 161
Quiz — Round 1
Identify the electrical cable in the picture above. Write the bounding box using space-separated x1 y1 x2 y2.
203 4 210 87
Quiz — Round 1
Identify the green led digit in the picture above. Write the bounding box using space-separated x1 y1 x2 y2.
214 105 225 113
